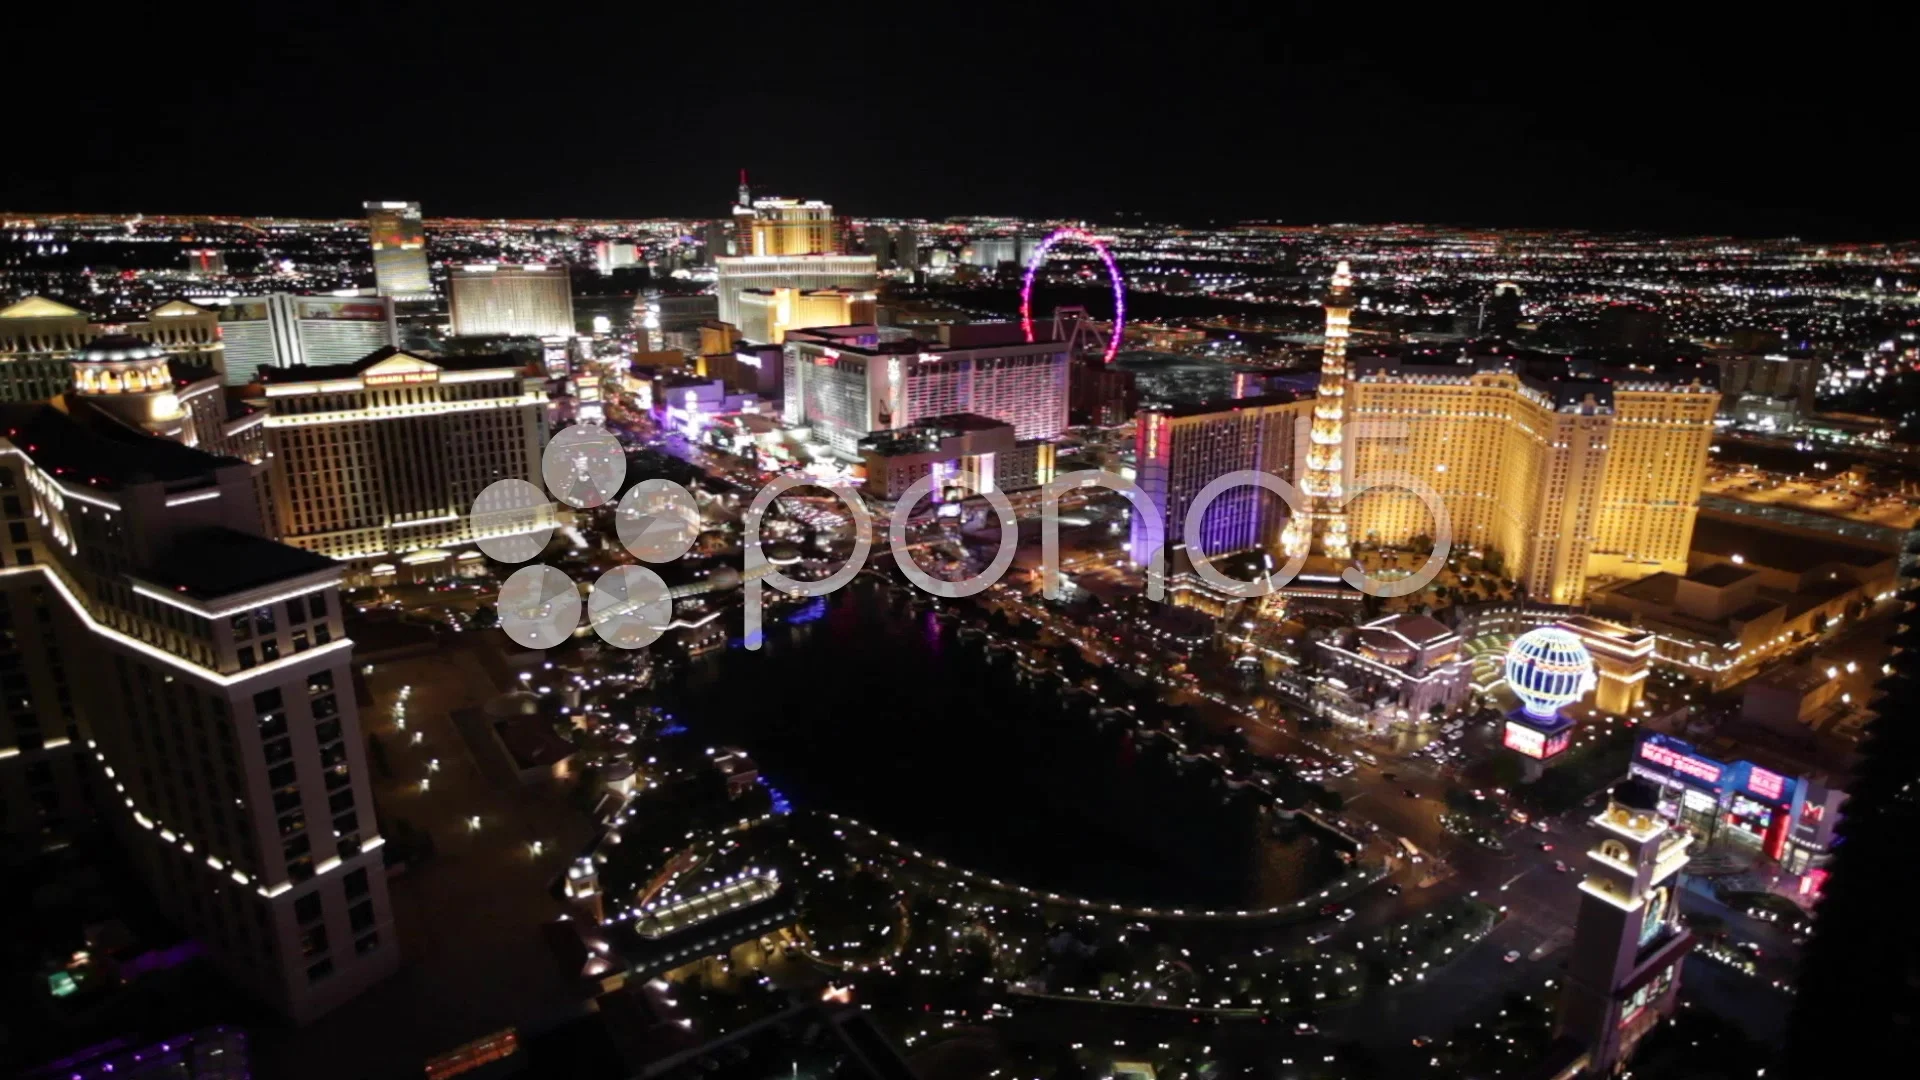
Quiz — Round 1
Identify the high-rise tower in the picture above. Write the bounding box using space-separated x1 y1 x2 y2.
363 201 431 300
737 168 751 209
1281 260 1355 562
1556 780 1694 1073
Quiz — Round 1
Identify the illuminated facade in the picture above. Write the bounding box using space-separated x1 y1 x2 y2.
1132 394 1312 569
734 287 877 346
1556 614 1653 714
1556 783 1693 1074
256 350 546 573
2 296 226 401
746 198 837 256
1627 731 1845 878
0 403 397 1022
713 254 878 333
1280 260 1355 562
857 414 1056 501
1313 613 1473 729
363 200 431 299
1345 350 1718 603
67 335 190 441
782 324 1069 459
448 264 575 339
216 294 398 386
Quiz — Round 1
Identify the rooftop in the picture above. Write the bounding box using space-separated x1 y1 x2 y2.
1690 514 1894 570
254 347 533 385
1688 562 1759 589
1150 391 1300 418
0 402 238 491
1348 342 1716 408
142 527 339 600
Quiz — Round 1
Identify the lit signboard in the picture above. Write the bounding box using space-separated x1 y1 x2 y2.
1504 721 1546 759
365 371 438 387
1638 739 1722 786
1744 765 1786 803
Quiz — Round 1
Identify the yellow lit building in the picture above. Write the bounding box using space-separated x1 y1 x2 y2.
1344 350 1718 604
734 287 876 345
747 198 837 256
254 349 546 577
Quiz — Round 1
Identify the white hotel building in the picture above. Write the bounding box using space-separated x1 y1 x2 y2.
254 349 547 577
713 254 878 332
215 294 399 386
447 263 576 339
0 403 397 1022
781 324 1070 459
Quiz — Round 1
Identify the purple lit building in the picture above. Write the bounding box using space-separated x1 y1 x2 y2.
1131 393 1310 571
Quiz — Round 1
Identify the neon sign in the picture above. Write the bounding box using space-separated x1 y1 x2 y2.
365 371 439 386
1503 721 1546 759
1745 765 1786 802
1638 740 1722 786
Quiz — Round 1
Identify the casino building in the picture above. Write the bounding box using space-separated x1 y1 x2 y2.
782 323 1069 460
1311 613 1474 730
1628 731 1846 885
0 402 398 1022
252 349 546 579
1345 345 1718 604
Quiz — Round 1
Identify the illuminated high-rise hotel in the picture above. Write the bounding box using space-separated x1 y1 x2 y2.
448 264 576 339
1280 261 1355 562
782 324 1069 459
1134 394 1313 570
747 198 837 256
256 349 546 574
1344 349 1718 604
714 254 877 337
363 201 431 300
0 404 398 1022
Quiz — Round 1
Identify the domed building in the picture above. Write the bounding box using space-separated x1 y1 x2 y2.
69 334 191 441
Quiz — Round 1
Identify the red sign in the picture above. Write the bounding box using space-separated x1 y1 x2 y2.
1504 722 1546 759
1639 741 1722 785
1746 766 1785 802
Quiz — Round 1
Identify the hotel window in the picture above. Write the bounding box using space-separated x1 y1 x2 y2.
294 891 324 928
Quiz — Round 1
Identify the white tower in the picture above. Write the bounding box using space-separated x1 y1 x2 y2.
1556 780 1695 1073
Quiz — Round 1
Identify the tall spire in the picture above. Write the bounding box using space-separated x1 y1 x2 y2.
736 169 751 209
1281 259 1355 561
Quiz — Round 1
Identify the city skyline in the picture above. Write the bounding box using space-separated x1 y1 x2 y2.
2 13 1912 1077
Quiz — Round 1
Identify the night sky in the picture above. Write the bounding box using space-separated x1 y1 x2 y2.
9 4 1912 239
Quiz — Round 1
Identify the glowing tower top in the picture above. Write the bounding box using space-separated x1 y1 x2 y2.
1281 260 1355 561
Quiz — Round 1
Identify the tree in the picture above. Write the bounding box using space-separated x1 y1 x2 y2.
1489 753 1526 791
1482 547 1506 578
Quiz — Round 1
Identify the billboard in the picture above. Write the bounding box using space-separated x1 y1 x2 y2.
1636 736 1724 788
1503 721 1547 759
298 299 390 321
219 300 270 322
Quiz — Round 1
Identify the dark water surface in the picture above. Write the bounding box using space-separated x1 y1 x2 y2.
662 582 1334 910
